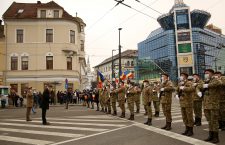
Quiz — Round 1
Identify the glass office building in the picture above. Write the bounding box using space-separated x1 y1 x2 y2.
137 1 225 81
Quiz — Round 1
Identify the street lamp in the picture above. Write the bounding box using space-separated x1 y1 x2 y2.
112 49 118 81
118 28 122 83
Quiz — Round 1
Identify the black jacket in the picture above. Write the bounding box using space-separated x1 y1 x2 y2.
41 89 50 109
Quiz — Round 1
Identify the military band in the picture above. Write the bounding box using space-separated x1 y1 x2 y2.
93 68 225 144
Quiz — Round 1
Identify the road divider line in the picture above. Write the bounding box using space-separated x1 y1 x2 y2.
0 127 84 138
4 119 126 127
0 122 108 132
0 135 54 145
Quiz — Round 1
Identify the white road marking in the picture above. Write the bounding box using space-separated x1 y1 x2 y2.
135 123 214 145
0 135 54 145
41 117 127 123
155 115 182 121
0 122 107 132
4 119 126 127
70 115 113 119
0 127 84 138
51 124 134 145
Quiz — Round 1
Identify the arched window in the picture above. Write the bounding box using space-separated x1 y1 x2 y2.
127 61 130 66
10 53 19 70
21 53 29 70
131 61 134 66
46 52 53 70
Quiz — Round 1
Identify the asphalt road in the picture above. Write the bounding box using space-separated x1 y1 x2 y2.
0 99 224 145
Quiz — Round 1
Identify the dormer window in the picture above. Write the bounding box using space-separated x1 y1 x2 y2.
54 10 59 18
41 10 46 18
80 25 84 32
17 9 24 13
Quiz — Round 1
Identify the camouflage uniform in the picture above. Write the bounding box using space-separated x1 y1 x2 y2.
102 88 110 113
152 85 160 117
160 80 174 130
198 76 221 143
218 76 225 130
110 89 117 115
115 85 126 118
142 86 148 115
126 86 136 120
99 89 104 111
178 80 195 136
193 79 204 126
142 84 153 125
134 87 141 113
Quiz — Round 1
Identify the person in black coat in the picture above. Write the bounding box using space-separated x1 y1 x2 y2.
41 86 50 125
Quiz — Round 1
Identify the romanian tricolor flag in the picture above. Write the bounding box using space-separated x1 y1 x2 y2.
97 71 105 88
120 70 130 80
127 71 134 79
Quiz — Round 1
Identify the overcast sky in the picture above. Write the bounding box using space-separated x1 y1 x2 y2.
1 0 225 69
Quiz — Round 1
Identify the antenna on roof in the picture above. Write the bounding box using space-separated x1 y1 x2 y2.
76 12 78 17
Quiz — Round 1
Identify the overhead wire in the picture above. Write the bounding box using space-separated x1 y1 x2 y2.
134 0 162 14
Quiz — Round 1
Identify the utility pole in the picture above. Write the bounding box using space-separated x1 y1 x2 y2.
118 28 122 83
112 49 117 81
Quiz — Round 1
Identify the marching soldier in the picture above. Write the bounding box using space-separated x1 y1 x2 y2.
192 74 204 126
214 72 225 131
152 82 160 117
99 88 104 112
198 69 221 143
177 72 195 136
159 73 174 130
134 83 141 113
110 83 117 116
102 86 109 113
126 81 136 120
142 80 153 125
115 81 126 118
142 81 148 116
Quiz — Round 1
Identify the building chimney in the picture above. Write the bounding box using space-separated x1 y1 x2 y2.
37 1 41 4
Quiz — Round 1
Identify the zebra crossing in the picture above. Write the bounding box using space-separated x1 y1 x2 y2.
0 114 132 145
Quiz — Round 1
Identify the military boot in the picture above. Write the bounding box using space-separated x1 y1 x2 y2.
154 111 159 117
186 127 193 136
196 118 202 126
112 111 117 116
165 122 172 130
161 122 167 129
204 131 213 142
211 132 219 144
120 112 125 118
221 121 225 131
144 118 152 126
135 109 140 113
128 114 134 120
182 126 189 135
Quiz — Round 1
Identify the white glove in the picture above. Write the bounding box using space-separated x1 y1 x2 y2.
175 95 179 100
197 92 202 98
127 91 130 94
157 93 160 98
203 84 209 88
160 88 164 92
193 83 197 87
180 86 185 90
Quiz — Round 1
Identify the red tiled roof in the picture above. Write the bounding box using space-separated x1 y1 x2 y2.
2 1 85 25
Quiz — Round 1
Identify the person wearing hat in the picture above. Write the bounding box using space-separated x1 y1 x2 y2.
142 80 153 125
199 69 221 143
115 81 126 118
214 72 225 131
192 74 204 126
26 87 33 121
142 80 149 116
177 72 195 136
159 73 174 130
126 81 137 120
134 83 141 113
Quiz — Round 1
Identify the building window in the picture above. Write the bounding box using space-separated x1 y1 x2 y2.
80 40 84 51
46 56 53 70
16 29 23 43
46 29 53 42
21 56 28 70
127 61 130 66
21 83 28 97
67 57 72 70
54 10 59 18
11 56 18 70
70 30 75 43
41 10 46 18
80 25 84 32
131 61 134 66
